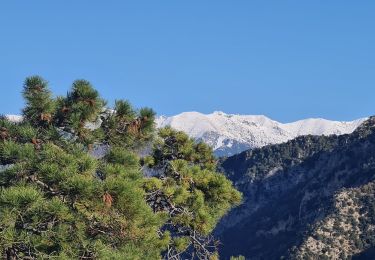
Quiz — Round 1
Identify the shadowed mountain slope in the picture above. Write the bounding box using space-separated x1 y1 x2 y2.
217 117 375 259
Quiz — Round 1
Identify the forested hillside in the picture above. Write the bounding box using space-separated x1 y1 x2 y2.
218 117 375 259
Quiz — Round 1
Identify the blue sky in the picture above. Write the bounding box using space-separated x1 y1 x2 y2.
0 1 374 122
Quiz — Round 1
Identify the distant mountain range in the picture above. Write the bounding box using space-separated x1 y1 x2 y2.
156 111 366 156
5 115 22 123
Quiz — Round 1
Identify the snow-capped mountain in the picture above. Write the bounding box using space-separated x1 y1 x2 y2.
156 111 366 156
5 115 23 123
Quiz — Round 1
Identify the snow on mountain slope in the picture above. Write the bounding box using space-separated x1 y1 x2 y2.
5 115 23 123
156 111 366 157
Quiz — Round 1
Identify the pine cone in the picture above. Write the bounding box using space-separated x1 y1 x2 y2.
40 113 52 122
61 106 69 113
31 138 42 150
103 192 113 208
0 127 9 140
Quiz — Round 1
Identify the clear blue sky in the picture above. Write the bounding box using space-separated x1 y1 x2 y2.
0 1 374 122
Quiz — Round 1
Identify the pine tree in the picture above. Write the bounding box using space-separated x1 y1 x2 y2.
0 76 241 259
55 79 106 144
143 127 242 259
22 76 55 128
101 100 156 149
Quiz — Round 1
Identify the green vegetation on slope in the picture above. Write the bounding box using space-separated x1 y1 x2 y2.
218 117 375 259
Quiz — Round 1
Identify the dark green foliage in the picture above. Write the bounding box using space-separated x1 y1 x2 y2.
152 127 216 170
64 79 105 124
101 100 156 148
0 138 167 259
0 76 241 259
55 80 106 144
144 127 242 259
220 134 343 184
22 76 56 128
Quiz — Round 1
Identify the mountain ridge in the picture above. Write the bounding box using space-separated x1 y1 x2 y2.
156 111 366 156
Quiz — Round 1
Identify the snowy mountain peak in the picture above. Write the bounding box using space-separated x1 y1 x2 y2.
156 112 366 157
5 115 23 123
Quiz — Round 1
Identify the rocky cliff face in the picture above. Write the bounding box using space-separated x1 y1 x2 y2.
217 117 375 259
